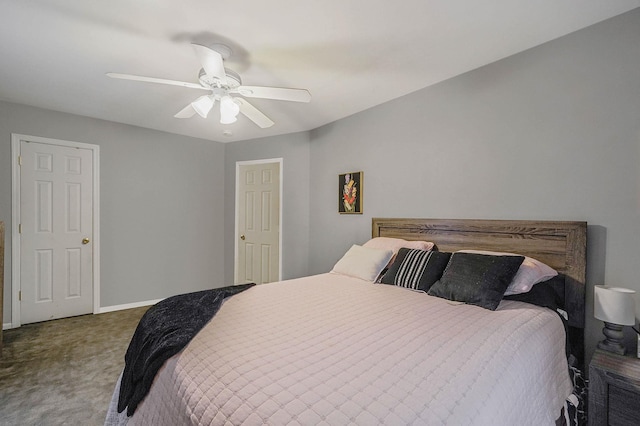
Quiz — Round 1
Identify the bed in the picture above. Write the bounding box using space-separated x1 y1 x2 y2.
106 218 587 426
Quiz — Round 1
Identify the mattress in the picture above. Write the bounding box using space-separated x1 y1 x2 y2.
107 272 572 425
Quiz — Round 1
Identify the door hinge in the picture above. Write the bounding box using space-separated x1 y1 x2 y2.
18 155 22 166
18 223 22 234
19 290 22 301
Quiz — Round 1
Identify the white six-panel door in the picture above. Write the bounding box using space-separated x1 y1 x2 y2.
235 160 281 284
19 140 94 324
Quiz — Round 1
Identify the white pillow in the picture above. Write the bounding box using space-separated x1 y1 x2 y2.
458 249 558 296
363 237 435 254
331 244 394 282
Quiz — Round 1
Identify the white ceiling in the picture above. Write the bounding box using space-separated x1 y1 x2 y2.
1 1 638 143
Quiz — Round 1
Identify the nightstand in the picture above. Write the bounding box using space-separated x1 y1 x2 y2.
589 349 640 425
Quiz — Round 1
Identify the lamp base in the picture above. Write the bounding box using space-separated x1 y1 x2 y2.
598 322 626 355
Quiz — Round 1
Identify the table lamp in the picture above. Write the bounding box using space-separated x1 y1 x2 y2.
594 285 636 355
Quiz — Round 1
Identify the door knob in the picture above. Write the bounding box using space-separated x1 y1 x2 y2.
240 235 245 240
82 237 90 244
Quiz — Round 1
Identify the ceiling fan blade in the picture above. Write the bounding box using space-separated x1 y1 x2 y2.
235 98 274 128
234 86 311 103
106 73 208 90
174 104 197 119
191 43 227 82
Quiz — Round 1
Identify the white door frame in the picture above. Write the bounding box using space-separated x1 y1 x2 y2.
234 158 283 284
11 134 100 328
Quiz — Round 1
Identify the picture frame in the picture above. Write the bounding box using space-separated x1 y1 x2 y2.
338 171 363 214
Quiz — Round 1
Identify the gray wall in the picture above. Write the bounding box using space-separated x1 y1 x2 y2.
307 9 640 363
224 131 311 285
1 101 226 323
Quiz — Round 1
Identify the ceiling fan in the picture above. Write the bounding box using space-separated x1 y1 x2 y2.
107 43 311 128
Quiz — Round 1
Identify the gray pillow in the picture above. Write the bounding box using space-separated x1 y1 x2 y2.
427 252 524 310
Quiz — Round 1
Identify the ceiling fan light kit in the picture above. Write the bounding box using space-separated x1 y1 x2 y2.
191 95 215 118
107 43 311 130
219 96 240 124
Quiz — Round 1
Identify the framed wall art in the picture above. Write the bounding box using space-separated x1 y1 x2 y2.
338 171 363 214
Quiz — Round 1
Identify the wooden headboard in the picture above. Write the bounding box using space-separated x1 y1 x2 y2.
372 218 587 329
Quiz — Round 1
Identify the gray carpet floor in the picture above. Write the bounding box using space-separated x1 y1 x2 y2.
0 307 148 426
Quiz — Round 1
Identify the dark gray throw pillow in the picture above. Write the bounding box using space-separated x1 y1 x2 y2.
504 274 565 311
380 248 451 291
427 252 524 310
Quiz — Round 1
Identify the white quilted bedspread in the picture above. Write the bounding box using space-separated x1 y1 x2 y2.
117 273 572 425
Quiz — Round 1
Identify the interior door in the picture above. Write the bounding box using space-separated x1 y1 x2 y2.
235 161 281 284
19 140 94 323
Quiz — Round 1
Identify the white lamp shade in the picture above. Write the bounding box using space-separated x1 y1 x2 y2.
191 95 214 118
594 285 636 325
219 96 240 124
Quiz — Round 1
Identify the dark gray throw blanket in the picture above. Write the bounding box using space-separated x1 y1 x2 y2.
117 283 255 416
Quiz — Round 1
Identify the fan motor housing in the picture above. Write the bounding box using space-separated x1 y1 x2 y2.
199 68 241 89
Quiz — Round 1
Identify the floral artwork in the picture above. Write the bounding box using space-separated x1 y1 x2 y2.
338 172 362 214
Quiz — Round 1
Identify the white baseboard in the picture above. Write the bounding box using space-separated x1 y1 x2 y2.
2 301 160 329
98 299 163 314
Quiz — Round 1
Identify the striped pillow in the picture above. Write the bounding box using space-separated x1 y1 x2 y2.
380 248 451 291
